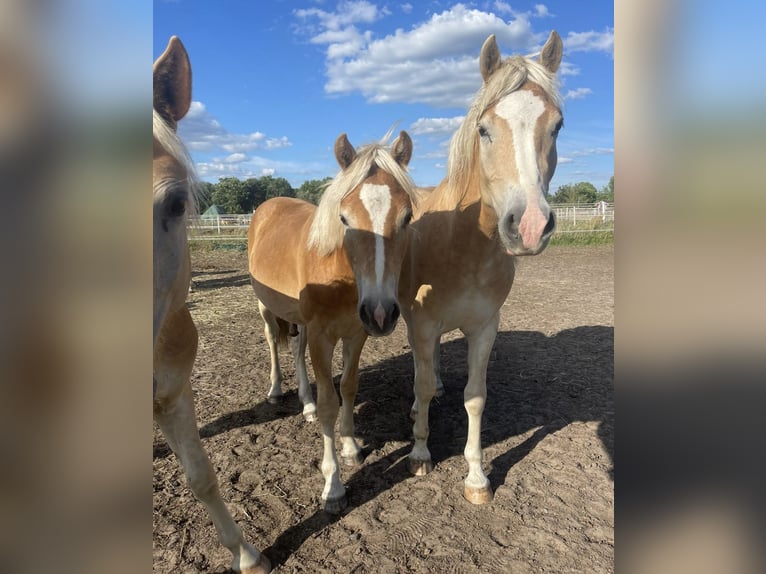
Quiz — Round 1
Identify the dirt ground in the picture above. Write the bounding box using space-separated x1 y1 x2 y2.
153 244 614 573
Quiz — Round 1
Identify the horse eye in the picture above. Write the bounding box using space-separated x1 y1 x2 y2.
402 211 413 227
339 214 349 226
478 125 489 138
553 119 564 136
166 195 186 218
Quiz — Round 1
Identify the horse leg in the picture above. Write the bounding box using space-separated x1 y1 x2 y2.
461 313 499 505
258 300 283 404
291 324 316 421
411 335 444 421
407 324 439 476
154 311 270 573
308 327 346 513
338 331 367 467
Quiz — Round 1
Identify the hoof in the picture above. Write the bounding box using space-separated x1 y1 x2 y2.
341 452 362 468
241 553 272 574
407 456 433 476
322 493 348 514
463 484 493 505
267 395 282 405
303 411 317 423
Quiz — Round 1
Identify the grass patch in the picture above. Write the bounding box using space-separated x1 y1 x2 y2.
549 217 614 246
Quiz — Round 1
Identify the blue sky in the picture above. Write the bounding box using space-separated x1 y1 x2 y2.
154 1 613 191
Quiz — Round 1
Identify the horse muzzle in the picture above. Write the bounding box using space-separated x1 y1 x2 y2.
358 298 400 336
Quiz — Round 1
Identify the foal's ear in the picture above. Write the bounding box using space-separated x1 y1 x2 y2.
153 36 192 126
334 133 356 170
391 131 412 167
538 30 563 74
479 34 502 83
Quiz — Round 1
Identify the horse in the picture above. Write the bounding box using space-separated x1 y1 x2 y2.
153 37 271 574
399 31 563 505
248 131 416 513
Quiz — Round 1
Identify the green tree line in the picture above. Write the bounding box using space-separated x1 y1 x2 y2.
196 175 333 214
549 176 613 205
196 174 613 214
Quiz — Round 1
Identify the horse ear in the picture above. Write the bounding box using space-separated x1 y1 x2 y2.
334 133 356 170
479 34 502 83
391 131 412 167
153 36 192 126
538 30 563 74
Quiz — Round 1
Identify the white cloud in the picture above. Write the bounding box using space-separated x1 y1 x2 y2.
564 28 614 56
493 1 512 14
295 4 539 107
534 4 550 18
564 87 593 100
223 153 248 163
401 3 413 14
261 168 276 177
569 147 614 157
178 101 292 153
409 116 464 135
558 156 574 164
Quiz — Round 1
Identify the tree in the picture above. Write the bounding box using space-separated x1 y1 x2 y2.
242 177 267 211
261 176 295 201
195 181 215 213
211 177 248 213
550 181 598 204
596 175 614 203
296 177 332 205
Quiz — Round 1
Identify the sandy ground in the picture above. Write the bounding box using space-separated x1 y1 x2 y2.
153 244 614 573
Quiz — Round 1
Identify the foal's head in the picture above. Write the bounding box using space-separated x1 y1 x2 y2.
153 37 196 346
454 31 563 255
310 132 415 336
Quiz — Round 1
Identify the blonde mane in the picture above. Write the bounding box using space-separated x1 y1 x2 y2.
442 54 562 207
307 135 417 257
153 108 200 215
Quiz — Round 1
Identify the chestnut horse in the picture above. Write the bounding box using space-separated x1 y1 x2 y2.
400 32 563 504
153 37 270 573
248 131 416 513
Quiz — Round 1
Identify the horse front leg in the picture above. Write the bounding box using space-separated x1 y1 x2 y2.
291 324 316 421
155 308 270 573
338 330 367 467
461 312 499 504
407 321 439 476
308 326 345 513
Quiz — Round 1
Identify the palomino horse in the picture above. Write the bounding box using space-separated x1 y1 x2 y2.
153 37 271 574
248 131 416 513
399 31 563 504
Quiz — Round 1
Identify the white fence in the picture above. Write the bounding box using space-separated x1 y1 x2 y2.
188 202 614 241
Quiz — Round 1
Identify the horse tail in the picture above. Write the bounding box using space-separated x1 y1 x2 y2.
275 318 297 349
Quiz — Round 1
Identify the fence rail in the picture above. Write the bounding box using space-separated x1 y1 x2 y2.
187 202 615 242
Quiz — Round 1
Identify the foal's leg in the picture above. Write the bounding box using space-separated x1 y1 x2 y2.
460 312 499 504
258 300 283 404
308 326 346 513
291 324 316 421
155 309 270 574
407 321 439 476
338 330 367 467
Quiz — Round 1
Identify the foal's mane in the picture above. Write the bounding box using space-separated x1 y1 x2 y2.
441 54 562 207
307 133 417 256
153 108 200 215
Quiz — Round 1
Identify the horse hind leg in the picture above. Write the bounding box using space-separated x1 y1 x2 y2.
291 324 316 421
258 300 284 404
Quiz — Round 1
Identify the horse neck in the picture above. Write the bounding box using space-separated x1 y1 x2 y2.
443 162 500 242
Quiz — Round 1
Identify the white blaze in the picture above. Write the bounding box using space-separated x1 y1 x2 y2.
359 183 391 287
495 90 545 193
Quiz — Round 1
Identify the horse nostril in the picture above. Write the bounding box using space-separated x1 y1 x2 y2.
543 211 556 235
359 304 370 325
390 303 400 323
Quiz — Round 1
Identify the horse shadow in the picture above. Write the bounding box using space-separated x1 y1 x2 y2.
257 324 613 567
